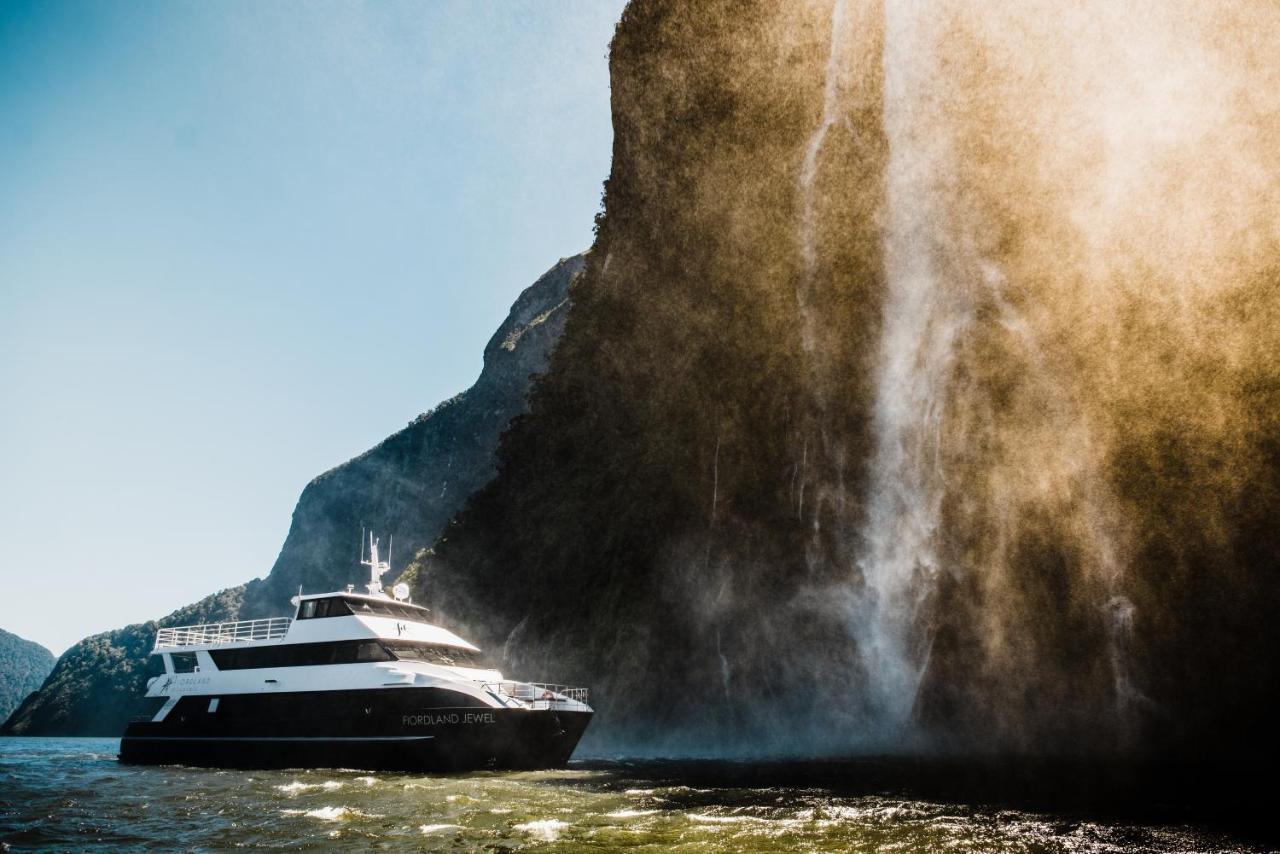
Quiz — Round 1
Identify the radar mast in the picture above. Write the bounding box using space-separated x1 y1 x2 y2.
360 530 392 596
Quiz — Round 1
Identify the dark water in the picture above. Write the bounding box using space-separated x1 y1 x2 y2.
0 738 1267 851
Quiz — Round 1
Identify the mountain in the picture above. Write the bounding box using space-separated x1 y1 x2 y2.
0 630 55 723
406 0 1280 762
2 254 583 736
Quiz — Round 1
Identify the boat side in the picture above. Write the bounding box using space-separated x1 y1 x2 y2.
119 686 592 771
119 585 592 771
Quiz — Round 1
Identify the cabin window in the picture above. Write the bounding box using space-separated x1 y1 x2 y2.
341 596 430 621
171 652 198 673
382 642 482 668
295 597 352 620
207 698 219 713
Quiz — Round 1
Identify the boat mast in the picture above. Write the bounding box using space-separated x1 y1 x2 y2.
361 530 391 596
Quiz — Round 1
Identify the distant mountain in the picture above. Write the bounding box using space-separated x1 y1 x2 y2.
0 629 55 723
2 254 583 736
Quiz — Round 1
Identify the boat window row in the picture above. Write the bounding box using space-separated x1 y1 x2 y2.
295 597 352 620
206 640 485 670
209 640 394 670
344 597 430 621
295 595 429 621
382 642 483 668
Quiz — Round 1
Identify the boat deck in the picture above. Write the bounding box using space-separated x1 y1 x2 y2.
154 617 292 649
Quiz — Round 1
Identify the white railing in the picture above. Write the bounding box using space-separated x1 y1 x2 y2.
486 681 589 705
155 617 292 649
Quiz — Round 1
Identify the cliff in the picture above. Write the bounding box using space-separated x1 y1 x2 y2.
3 254 582 736
410 0 1280 761
0 630 55 724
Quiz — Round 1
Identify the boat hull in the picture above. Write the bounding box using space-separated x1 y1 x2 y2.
118 687 592 772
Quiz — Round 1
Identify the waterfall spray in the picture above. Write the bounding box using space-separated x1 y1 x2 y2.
797 0 851 314
848 0 974 737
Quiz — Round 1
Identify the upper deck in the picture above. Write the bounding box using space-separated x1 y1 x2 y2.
151 592 479 654
155 617 291 649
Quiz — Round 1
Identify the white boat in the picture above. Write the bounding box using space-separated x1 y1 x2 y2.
119 534 592 771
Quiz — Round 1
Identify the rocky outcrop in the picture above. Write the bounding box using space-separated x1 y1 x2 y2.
236 253 583 618
3 255 583 736
0 630 55 724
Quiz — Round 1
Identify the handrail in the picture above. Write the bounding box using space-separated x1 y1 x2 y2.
154 617 292 650
485 681 589 704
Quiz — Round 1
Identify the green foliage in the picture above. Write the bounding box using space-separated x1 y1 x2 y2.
2 587 244 736
0 629 55 724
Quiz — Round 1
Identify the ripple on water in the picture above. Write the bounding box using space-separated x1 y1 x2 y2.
0 740 1271 852
605 808 659 818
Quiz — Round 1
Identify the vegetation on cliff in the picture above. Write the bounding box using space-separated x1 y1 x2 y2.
3 588 242 735
0 630 55 724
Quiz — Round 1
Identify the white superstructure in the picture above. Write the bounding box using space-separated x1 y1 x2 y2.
141 532 589 723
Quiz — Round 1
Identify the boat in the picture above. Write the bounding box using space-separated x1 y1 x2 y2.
118 533 592 771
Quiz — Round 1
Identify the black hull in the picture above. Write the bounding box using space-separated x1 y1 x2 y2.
118 687 592 772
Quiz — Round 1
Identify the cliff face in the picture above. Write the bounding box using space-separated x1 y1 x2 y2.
0 630 55 724
237 254 583 619
3 255 582 736
416 0 883 755
414 0 1280 761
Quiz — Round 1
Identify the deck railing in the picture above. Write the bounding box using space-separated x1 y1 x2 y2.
486 681 589 704
154 617 292 649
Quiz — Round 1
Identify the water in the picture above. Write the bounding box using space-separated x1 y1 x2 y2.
0 739 1265 851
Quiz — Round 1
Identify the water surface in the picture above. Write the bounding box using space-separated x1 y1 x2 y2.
0 738 1265 851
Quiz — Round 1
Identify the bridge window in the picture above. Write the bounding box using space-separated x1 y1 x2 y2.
170 652 198 673
341 596 429 621
296 597 352 620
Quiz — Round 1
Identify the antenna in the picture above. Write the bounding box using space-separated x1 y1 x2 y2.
360 529 391 596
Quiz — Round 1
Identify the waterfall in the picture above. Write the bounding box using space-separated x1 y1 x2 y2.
793 0 1159 745
848 0 973 736
797 0 851 308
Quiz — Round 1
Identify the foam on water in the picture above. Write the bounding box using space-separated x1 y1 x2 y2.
275 780 343 795
513 818 569 841
281 805 382 822
418 823 460 834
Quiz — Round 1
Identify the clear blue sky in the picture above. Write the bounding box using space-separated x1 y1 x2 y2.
0 0 626 655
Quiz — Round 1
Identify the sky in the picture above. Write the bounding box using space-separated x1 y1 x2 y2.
0 0 627 656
